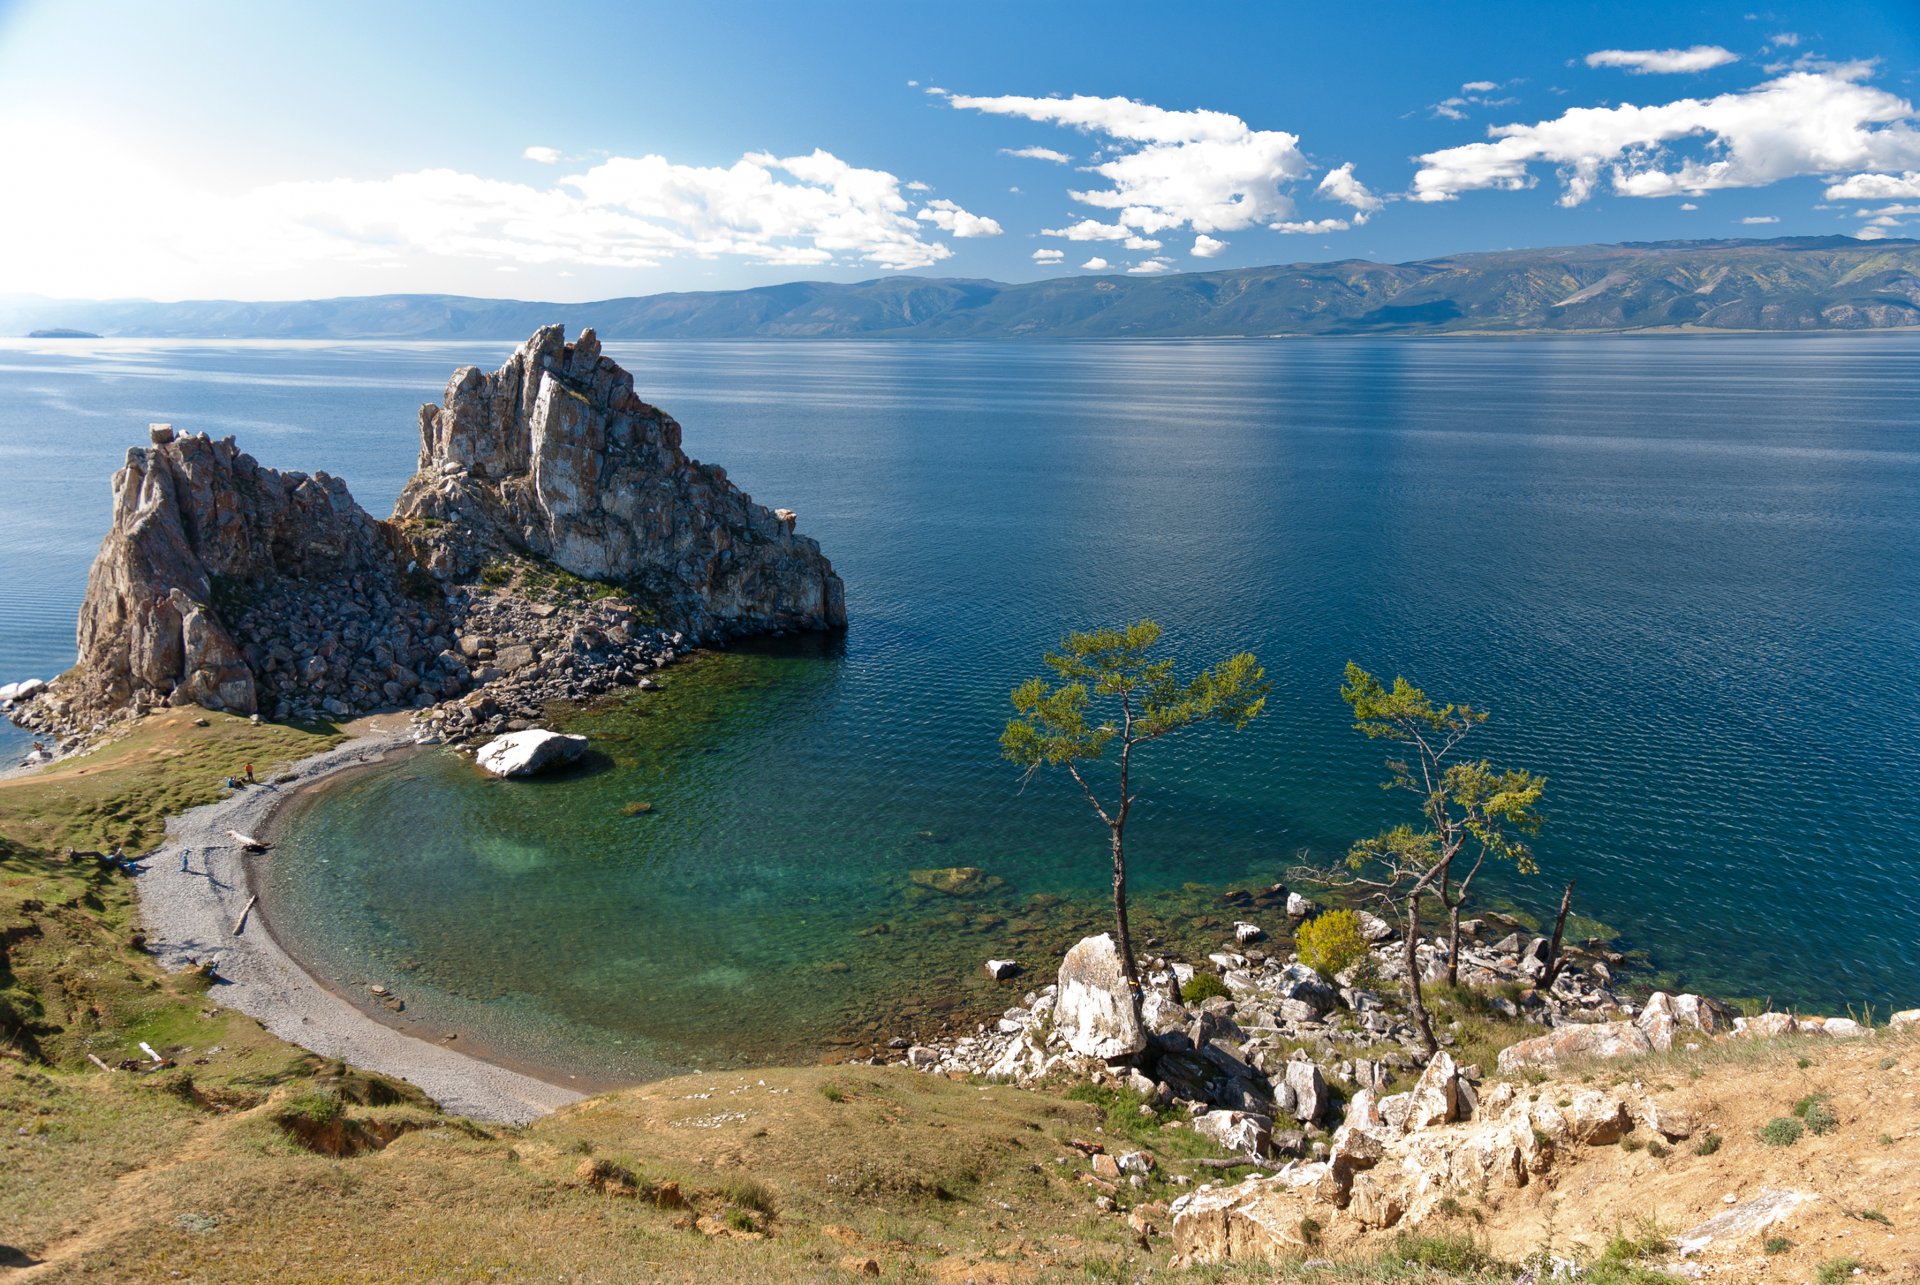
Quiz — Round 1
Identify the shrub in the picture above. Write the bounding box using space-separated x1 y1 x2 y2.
1815 1257 1862 1285
1693 1132 1722 1156
1758 1117 1804 1147
719 1177 777 1215
1180 972 1231 1004
278 1090 343 1126
819 1082 846 1103
1298 1215 1323 1247
1763 1236 1793 1255
1793 1093 1839 1136
1296 909 1368 978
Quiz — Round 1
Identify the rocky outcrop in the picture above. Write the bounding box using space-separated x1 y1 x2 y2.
14 328 843 739
53 427 422 721
392 325 843 640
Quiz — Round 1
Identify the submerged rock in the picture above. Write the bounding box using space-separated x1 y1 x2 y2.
475 729 588 778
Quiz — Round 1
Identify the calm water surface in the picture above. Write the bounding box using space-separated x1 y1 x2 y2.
2 336 1916 1077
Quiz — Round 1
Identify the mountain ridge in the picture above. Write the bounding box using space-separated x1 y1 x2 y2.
8 236 1920 340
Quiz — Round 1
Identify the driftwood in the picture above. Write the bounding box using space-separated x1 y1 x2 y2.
226 829 271 853
232 894 258 936
87 1053 114 1072
138 1041 164 1063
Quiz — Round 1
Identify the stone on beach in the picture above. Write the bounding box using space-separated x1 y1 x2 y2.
1053 933 1146 1059
1496 1020 1652 1073
475 729 588 778
984 958 1021 981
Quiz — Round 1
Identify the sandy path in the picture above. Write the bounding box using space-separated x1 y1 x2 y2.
135 727 585 1125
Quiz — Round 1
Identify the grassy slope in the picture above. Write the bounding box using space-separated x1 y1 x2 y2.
2 711 1915 1282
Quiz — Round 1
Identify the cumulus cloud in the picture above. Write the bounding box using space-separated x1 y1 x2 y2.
523 145 562 164
1191 234 1227 257
1585 46 1739 74
1002 146 1072 163
1272 218 1351 234
1825 171 1920 199
1040 218 1161 247
1412 66 1920 206
1430 81 1518 121
1462 80 1499 93
1316 162 1383 221
1127 257 1175 274
906 180 932 192
1741 215 1780 223
943 90 1317 235
1081 256 1111 270
1681 201 1699 209
915 197 1003 237
1032 248 1065 263
1770 32 1800 48
0 140 981 296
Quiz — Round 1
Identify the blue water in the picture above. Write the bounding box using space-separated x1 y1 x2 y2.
3 336 1917 1075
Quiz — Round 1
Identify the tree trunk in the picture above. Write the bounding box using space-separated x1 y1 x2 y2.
1403 897 1437 1055
1110 825 1141 992
1542 879 1577 988
1445 901 1462 988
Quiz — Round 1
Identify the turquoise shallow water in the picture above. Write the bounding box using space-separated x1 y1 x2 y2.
3 336 1918 1077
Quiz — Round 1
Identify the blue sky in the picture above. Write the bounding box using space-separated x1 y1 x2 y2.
1 0 1916 301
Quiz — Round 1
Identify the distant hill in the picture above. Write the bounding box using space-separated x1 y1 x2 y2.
8 237 1919 340
25 328 100 339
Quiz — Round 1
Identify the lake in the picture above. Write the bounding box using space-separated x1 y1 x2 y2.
3 335 1917 1078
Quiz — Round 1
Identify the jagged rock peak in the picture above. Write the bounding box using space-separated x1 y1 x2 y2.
68 429 408 720
394 325 846 637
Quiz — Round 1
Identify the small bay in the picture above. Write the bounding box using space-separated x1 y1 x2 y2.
2 335 1917 1078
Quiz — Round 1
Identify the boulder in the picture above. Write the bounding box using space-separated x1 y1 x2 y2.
1192 1110 1272 1158
1285 893 1315 919
475 729 588 777
1170 1175 1318 1265
1674 1188 1812 1255
984 958 1021 981
0 678 47 703
1054 934 1146 1059
1496 1020 1653 1073
1233 921 1265 945
1356 911 1396 942
1284 1059 1329 1125
1890 1009 1920 1030
1404 1051 1460 1129
1733 1011 1797 1039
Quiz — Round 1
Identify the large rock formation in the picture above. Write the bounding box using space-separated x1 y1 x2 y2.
393 325 844 639
17 328 843 737
64 428 428 720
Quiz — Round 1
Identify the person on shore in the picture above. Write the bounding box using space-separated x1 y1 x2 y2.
179 849 190 873
244 763 254 783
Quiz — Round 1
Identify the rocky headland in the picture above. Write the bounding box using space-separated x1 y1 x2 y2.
9 325 843 746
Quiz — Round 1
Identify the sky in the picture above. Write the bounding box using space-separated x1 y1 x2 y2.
1 0 1917 302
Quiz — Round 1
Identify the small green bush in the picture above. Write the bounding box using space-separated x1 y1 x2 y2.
1693 1132 1722 1156
1793 1093 1839 1135
278 1090 343 1126
1849 1208 1890 1226
1180 972 1231 1003
1295 909 1368 978
819 1082 846 1103
1815 1257 1862 1285
1763 1236 1793 1255
1298 1215 1323 1247
720 1176 777 1215
1758 1117 1804 1147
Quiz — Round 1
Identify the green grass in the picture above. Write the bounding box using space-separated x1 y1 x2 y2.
1793 1092 1840 1135
1764 1236 1794 1255
1693 1132 1722 1155
1758 1117 1805 1146
1816 1257 1863 1285
1180 972 1231 1003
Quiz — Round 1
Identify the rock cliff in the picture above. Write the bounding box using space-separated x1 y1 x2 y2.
393 325 844 639
17 328 843 737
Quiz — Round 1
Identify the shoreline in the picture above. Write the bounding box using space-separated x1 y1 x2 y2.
136 719 587 1125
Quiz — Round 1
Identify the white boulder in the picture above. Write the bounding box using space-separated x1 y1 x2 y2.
1053 933 1146 1059
474 729 588 778
0 678 47 703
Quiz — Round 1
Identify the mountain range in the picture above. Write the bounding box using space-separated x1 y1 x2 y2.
6 237 1918 340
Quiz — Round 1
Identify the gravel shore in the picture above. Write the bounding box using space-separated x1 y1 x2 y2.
136 726 585 1125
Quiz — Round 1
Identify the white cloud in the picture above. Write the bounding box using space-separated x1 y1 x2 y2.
1681 201 1699 209
1081 256 1111 270
1191 234 1227 257
906 180 932 192
1741 215 1780 223
943 90 1319 235
1123 234 1161 250
1462 80 1499 93
1857 203 1920 217
1127 257 1175 274
915 197 1003 237
1001 146 1072 163
1271 218 1350 234
1825 170 1920 199
1857 225 1892 239
1770 32 1800 47
1032 248 1065 263
1585 46 1740 74
1413 66 1920 206
523 145 562 164
1316 162 1383 221
0 138 976 296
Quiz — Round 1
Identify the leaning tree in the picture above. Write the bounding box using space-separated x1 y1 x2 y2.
1000 620 1268 992
1300 663 1545 1054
